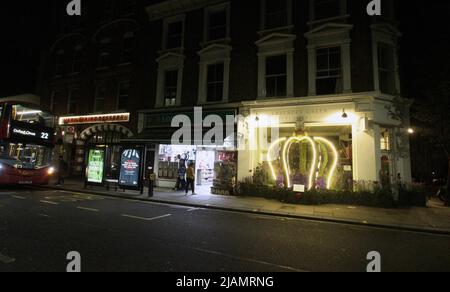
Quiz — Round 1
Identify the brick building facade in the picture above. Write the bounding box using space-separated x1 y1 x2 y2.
38 0 411 192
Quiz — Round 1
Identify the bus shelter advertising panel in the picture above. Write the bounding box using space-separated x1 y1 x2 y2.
86 148 105 184
119 148 143 190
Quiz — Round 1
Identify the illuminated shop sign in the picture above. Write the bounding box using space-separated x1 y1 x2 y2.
59 113 130 126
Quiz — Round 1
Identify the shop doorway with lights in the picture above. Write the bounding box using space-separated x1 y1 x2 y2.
156 144 237 195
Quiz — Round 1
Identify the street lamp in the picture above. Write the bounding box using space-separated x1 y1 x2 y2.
407 128 415 135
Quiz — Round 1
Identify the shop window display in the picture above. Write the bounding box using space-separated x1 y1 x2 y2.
211 151 237 196
158 145 196 180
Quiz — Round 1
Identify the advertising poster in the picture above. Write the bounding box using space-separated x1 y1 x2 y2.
119 148 143 189
87 149 105 184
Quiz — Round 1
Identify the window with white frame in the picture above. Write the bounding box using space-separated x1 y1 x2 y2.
198 44 231 104
380 128 391 151
120 32 134 64
378 44 396 95
156 52 184 108
164 70 178 107
117 81 130 110
164 17 184 50
264 0 288 30
71 46 82 74
94 84 107 112
68 88 79 114
206 63 225 102
312 0 343 21
205 4 230 42
316 46 342 95
265 55 287 97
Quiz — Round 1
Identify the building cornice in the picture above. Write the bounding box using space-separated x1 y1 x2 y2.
240 92 398 109
138 102 241 114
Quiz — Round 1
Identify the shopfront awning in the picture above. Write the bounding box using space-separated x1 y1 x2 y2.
123 128 177 144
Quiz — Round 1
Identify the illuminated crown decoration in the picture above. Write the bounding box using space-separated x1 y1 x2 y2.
268 135 339 191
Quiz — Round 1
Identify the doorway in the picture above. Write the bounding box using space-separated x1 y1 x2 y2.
195 147 216 194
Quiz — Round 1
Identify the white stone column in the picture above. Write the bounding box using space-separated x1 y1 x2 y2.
352 124 381 183
198 62 207 104
342 41 352 93
223 58 231 102
287 51 294 97
257 55 266 98
156 69 164 107
307 46 316 96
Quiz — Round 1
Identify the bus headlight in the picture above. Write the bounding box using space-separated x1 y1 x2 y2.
47 167 55 175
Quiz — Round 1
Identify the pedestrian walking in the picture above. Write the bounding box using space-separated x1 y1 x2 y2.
186 162 196 195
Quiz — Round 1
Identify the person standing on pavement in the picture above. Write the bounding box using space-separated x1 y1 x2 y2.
186 162 196 195
56 156 67 186
174 160 186 191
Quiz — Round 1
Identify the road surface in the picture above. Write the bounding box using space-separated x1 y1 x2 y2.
0 187 449 272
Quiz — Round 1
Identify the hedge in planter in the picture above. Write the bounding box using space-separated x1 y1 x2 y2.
236 182 402 208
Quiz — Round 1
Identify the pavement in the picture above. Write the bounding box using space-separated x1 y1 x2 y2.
41 178 450 235
1 187 450 272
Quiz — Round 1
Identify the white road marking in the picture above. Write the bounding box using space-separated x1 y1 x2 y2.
38 214 51 218
12 195 26 200
77 207 99 212
191 247 307 272
120 214 172 221
40 200 59 205
187 208 201 212
0 253 16 264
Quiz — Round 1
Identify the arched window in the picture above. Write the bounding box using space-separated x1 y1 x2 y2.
120 32 134 64
71 45 83 74
54 50 65 76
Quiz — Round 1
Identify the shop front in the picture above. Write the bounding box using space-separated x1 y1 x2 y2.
57 113 134 179
237 94 412 191
128 108 238 195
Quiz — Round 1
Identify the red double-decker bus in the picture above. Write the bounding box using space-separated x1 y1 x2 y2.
0 101 57 185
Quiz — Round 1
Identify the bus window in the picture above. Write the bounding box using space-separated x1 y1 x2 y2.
6 143 52 169
11 104 55 128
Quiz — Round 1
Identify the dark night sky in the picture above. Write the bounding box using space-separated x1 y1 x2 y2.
0 1 53 97
0 0 449 98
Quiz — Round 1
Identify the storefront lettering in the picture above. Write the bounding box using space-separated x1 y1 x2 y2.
170 107 278 151
59 113 130 125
